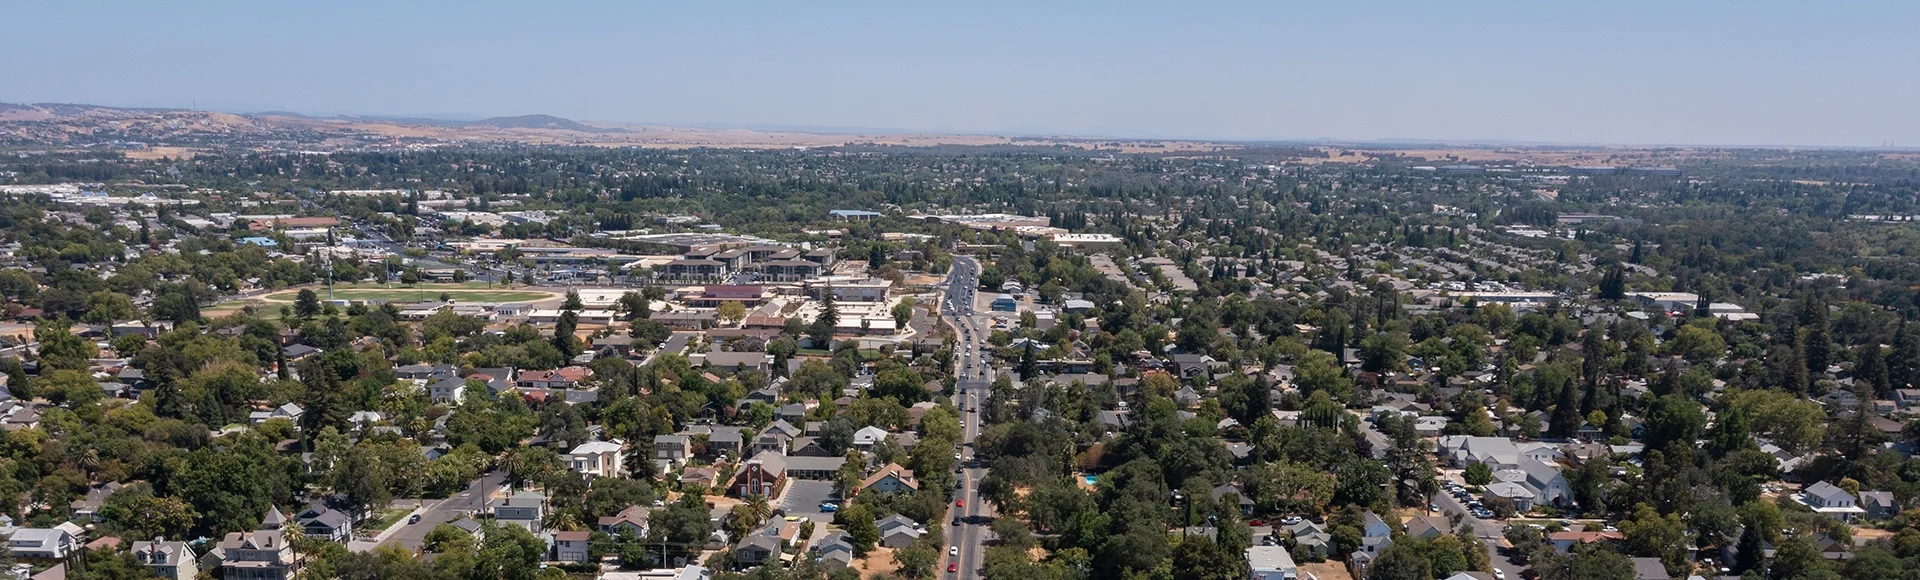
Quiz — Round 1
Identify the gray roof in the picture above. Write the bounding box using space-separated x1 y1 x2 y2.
1806 481 1855 504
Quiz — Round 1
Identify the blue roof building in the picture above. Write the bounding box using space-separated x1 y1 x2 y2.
240 237 279 247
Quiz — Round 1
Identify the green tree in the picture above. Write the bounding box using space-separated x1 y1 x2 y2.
295 288 321 318
1463 462 1493 487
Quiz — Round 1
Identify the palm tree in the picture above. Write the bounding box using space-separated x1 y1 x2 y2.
747 494 772 525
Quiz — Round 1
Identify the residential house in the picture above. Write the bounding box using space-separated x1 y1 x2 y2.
569 440 626 479
553 531 593 563
1861 491 1898 520
811 531 854 569
599 506 650 538
248 403 304 426
1211 484 1255 516
704 352 772 375
219 508 297 580
852 426 890 449
734 534 783 567
1518 458 1574 508
518 366 591 390
856 464 918 495
1632 557 1670 580
295 504 355 543
655 435 692 463
492 491 548 533
428 377 467 404
1285 520 1332 560
1800 481 1866 520
1406 515 1452 539
280 344 321 361
6 527 76 559
131 537 197 580
1548 531 1624 553
876 514 926 549
1248 545 1299 580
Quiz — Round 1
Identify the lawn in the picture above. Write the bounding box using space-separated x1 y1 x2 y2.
358 507 412 532
260 283 556 304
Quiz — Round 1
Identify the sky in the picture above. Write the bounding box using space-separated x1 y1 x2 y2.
4 1 1919 147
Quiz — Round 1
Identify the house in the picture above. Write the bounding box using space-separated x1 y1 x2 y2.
1248 545 1299 580
6 527 76 559
856 464 918 495
1406 515 1452 539
876 514 926 549
730 452 787 498
783 456 846 480
569 440 626 479
1170 354 1215 379
655 434 692 463
1813 533 1853 561
1632 557 1670 580
1548 531 1624 553
69 481 123 521
219 508 297 580
852 425 890 449
249 403 304 425
280 344 321 361
1285 520 1332 560
812 531 854 569
492 491 548 533
1211 483 1254 516
395 363 458 381
1800 481 1865 520
428 377 467 404
553 531 592 563
131 537 198 580
1485 481 1537 512
706 426 746 459
734 534 783 567
518 366 591 389
295 505 355 543
705 352 773 374
599 505 650 537
1861 491 1898 520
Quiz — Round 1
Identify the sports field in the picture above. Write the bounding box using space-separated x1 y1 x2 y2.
257 283 558 304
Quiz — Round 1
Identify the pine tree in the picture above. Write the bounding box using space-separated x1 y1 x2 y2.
1891 321 1920 389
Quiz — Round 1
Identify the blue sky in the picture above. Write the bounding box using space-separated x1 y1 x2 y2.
5 2 1917 146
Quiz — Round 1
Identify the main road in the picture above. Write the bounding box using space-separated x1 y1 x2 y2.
377 469 507 552
943 255 994 578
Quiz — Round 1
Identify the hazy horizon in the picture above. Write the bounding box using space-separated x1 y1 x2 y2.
6 1 1919 148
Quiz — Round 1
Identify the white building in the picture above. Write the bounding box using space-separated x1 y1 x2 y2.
1247 545 1298 580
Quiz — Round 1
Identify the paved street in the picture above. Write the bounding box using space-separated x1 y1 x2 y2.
378 469 507 552
942 256 994 578
1432 490 1524 580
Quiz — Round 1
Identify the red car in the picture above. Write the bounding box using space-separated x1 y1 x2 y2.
949 562 959 573
956 499 965 507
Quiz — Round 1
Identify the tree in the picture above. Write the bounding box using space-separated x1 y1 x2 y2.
295 288 321 318
891 298 917 328
81 290 137 324
617 291 651 321
563 290 583 311
836 503 879 555
35 319 98 372
717 301 747 324
1620 504 1691 576
1463 462 1493 487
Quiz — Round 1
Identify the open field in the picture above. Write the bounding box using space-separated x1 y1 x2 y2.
258 285 557 304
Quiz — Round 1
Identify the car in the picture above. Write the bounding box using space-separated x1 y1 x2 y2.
950 546 959 556
949 562 958 573
1429 505 1440 512
1495 570 1506 580
956 499 965 507
953 517 961 526
1279 516 1301 525
819 503 839 513
408 514 422 525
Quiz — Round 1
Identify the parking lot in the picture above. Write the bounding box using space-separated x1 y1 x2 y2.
777 480 838 521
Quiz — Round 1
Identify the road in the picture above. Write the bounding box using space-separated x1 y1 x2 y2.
378 469 507 552
942 255 994 578
1432 489 1525 580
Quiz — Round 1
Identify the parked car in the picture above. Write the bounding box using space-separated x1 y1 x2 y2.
819 503 839 513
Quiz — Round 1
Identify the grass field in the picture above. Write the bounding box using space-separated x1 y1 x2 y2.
258 283 556 304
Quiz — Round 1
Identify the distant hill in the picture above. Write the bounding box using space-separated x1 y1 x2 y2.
465 114 616 133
